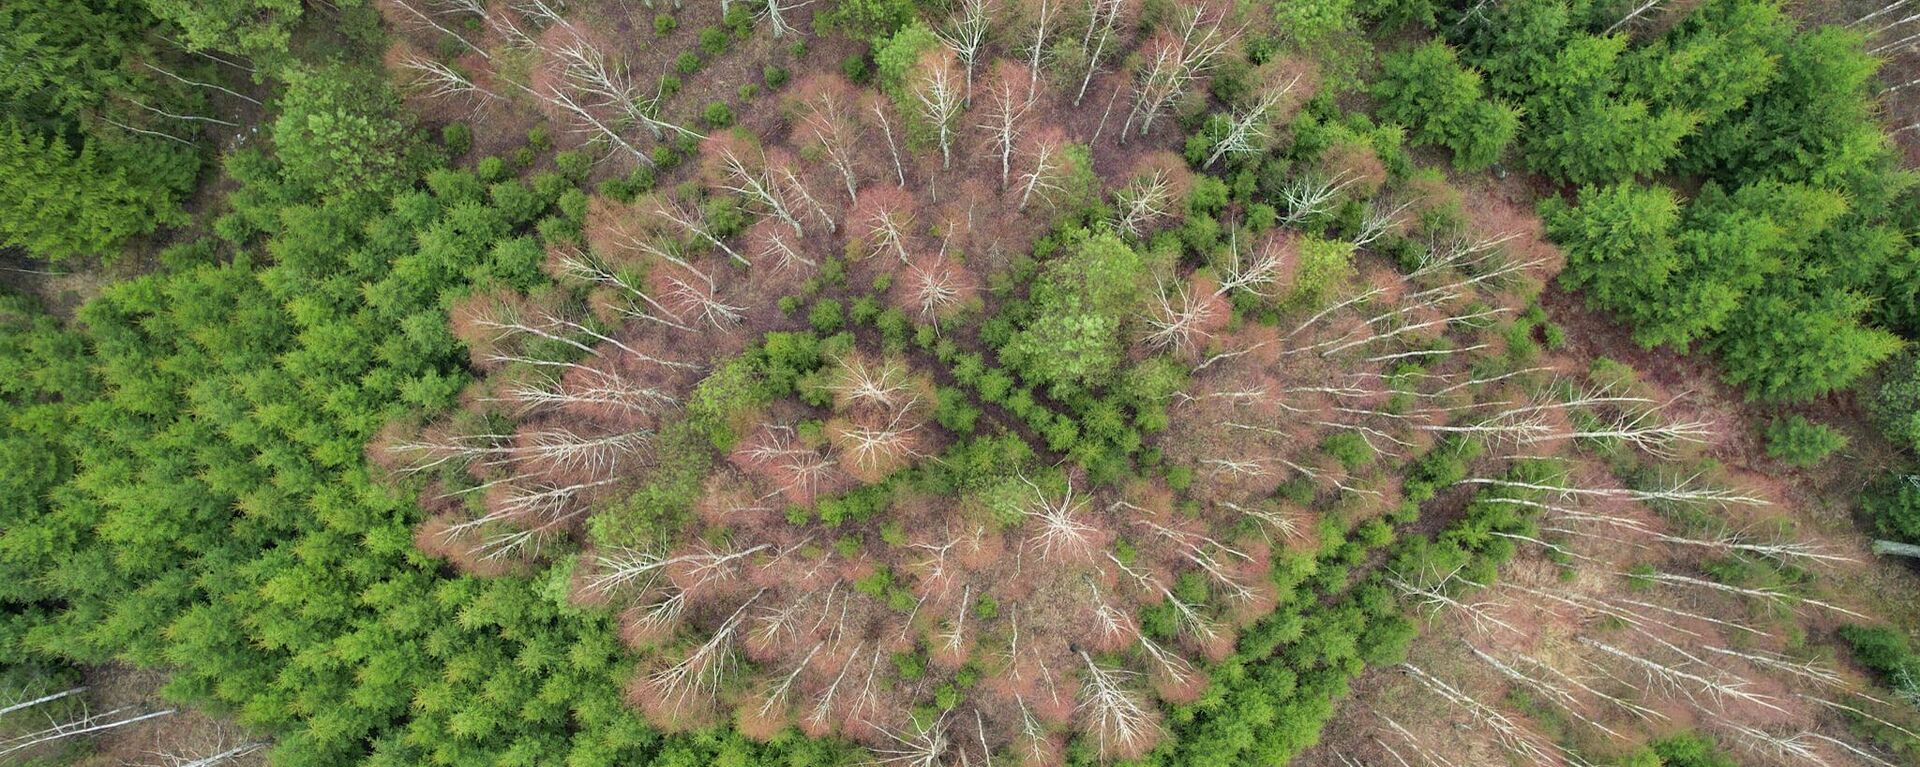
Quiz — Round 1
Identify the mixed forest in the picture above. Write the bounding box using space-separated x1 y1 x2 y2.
6 1 1920 767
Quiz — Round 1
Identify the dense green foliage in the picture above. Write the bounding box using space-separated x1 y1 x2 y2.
0 63 857 766
1872 353 1920 455
1371 41 1517 170
817 0 921 44
1840 624 1920 703
143 0 311 61
0 0 209 259
1619 732 1741 767
7 0 1919 764
1446 0 1916 401
1763 415 1846 467
270 64 433 201
1860 476 1920 547
1000 229 1150 398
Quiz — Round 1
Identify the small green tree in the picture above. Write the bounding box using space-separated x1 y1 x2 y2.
1372 41 1518 171
1763 415 1845 467
1713 287 1900 401
1289 236 1357 309
1546 183 1682 324
143 0 303 62
1871 352 1920 455
1860 478 1920 547
272 64 429 201
1521 34 1697 185
1001 230 1148 396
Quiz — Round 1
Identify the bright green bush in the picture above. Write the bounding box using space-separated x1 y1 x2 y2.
1861 476 1920 545
1763 415 1846 467
1372 41 1517 170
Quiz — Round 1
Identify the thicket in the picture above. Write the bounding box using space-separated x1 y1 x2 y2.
1370 40 1517 171
1618 732 1741 767
1433 0 1916 402
1859 476 1920 549
1763 415 1846 468
0 1 208 260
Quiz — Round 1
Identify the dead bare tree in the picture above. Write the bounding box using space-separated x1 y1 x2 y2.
977 62 1037 188
1604 0 1665 34
761 0 812 37
1401 664 1569 766
1022 475 1101 562
1202 76 1298 167
705 135 808 235
1023 0 1056 83
1015 127 1070 212
1142 276 1226 356
1109 153 1191 237
1073 0 1134 105
399 53 502 105
389 0 490 59
911 48 967 168
872 717 952 767
1280 171 1358 224
788 76 866 202
1123 4 1238 141
1078 652 1161 758
0 686 86 718
647 592 765 717
0 705 177 758
936 0 996 99
1577 637 1788 715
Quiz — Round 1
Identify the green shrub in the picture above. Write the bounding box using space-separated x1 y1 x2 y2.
553 149 592 182
1860 475 1920 545
764 65 791 89
699 26 729 55
1649 732 1740 767
441 121 472 156
1322 432 1375 471
1372 41 1518 171
675 52 702 74
933 387 980 434
702 101 735 128
475 155 507 183
809 298 845 333
654 12 676 36
842 52 873 84
1763 415 1846 467
1872 352 1920 454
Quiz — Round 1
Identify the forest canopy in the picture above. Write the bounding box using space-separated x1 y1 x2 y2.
4 1 1920 767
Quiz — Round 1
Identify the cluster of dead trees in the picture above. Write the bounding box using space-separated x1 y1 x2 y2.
1327 422 1902 767
382 0 1313 177
368 3 1885 764
560 464 1293 762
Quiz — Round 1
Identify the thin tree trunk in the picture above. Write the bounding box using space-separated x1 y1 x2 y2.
0 708 176 757
0 687 85 717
